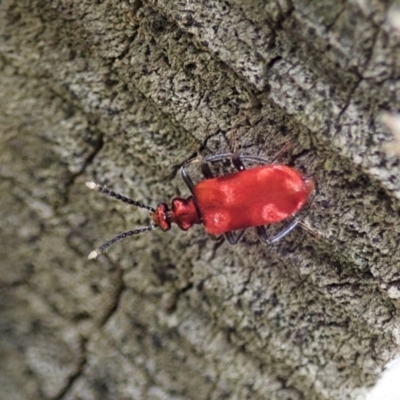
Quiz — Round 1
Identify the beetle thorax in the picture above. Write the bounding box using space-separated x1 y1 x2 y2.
152 197 201 232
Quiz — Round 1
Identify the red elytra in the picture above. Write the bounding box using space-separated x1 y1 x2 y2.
86 152 314 259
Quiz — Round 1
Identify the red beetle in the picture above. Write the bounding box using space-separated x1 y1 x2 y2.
86 152 314 259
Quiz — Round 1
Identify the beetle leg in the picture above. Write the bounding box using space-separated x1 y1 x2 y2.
180 154 218 194
203 153 249 172
180 166 195 195
236 143 293 166
256 220 300 244
204 153 234 163
231 153 246 171
225 229 245 245
208 233 225 242
200 161 214 179
236 154 269 165
270 141 294 163
180 157 203 195
298 221 320 239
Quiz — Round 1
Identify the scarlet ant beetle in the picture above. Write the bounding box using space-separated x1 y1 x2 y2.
86 152 314 259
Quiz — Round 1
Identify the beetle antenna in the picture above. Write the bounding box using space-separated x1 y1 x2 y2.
88 225 156 259
86 182 155 213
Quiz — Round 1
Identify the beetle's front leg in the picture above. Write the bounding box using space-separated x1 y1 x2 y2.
180 157 202 195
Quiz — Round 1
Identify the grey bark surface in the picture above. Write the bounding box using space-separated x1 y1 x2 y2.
1 1 400 399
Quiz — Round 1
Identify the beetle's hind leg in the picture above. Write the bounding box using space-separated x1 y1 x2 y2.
224 229 245 245
256 219 300 244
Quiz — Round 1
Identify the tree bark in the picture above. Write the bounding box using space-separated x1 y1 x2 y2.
1 1 400 399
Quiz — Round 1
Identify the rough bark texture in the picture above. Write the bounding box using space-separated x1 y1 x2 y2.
1 1 400 399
